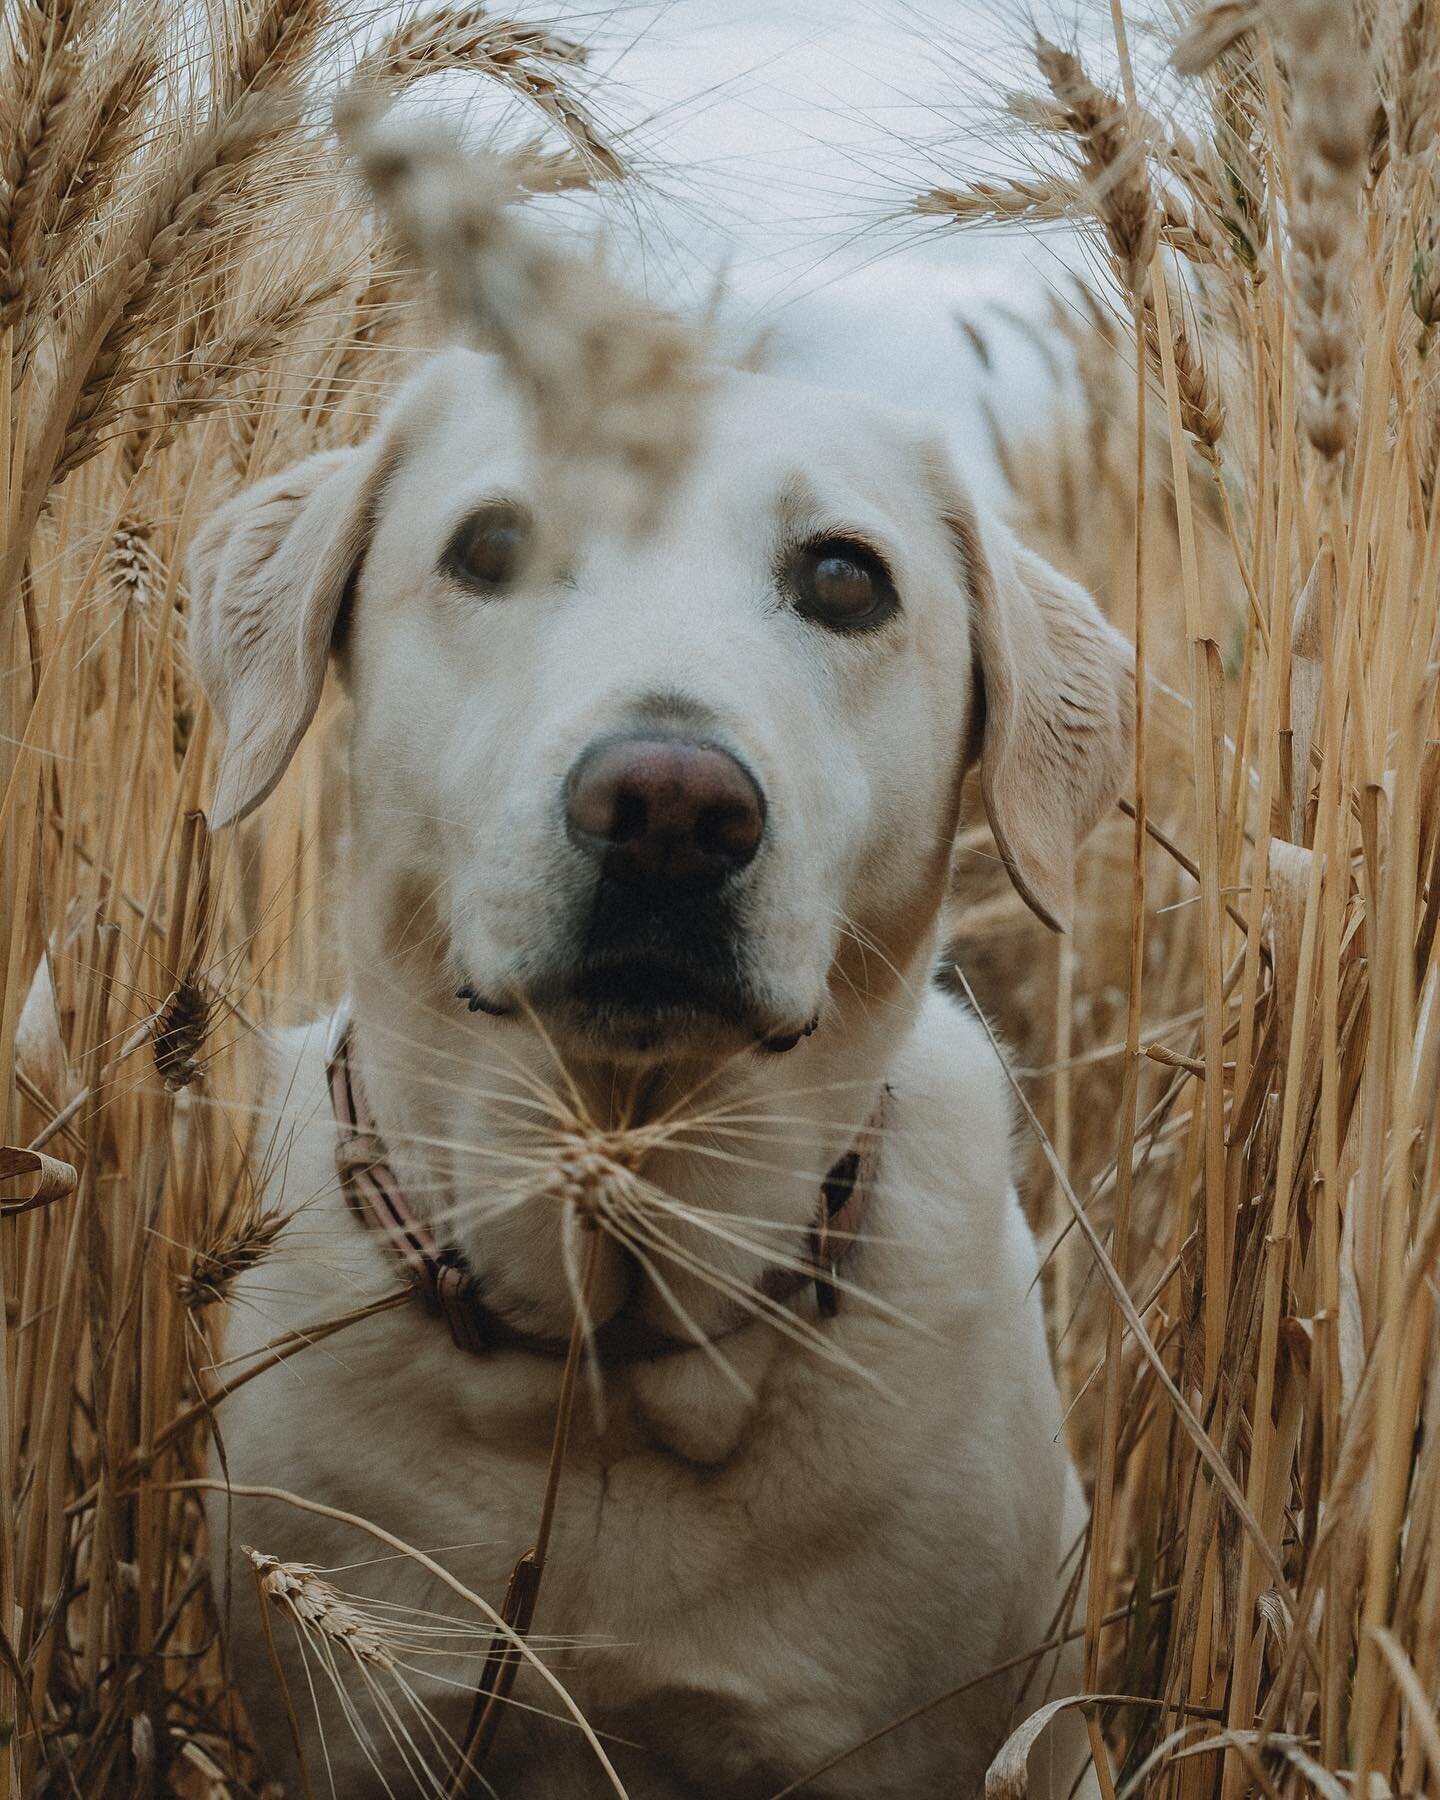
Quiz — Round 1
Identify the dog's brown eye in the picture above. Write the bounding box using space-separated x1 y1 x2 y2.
446 503 531 591
790 538 897 629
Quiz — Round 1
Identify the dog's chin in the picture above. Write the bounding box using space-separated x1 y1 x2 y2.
548 958 764 1062
500 957 777 1065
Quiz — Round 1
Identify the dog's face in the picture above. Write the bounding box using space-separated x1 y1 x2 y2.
190 350 1130 1066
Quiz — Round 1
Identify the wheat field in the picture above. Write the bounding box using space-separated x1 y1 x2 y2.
0 0 1436 1794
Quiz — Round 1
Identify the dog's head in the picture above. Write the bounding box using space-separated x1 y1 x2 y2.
190 350 1131 1065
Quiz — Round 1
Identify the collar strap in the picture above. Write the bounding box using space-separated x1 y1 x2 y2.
327 1024 881 1362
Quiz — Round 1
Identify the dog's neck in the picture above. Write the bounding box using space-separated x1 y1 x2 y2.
342 896 933 1346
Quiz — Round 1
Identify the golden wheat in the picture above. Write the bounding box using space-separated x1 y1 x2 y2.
3 0 1438 1793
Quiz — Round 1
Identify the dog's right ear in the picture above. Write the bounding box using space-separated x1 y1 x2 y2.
186 439 394 826
947 502 1134 935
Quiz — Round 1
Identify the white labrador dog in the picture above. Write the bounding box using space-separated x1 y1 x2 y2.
189 348 1130 1799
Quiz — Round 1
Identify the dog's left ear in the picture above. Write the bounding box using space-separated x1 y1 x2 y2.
949 505 1134 933
186 436 396 828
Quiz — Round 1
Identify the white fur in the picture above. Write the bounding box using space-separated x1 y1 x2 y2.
191 353 1129 1797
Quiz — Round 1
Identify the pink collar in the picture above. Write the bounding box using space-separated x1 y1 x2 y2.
327 1021 882 1362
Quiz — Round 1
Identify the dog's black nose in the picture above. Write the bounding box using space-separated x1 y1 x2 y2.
565 735 765 886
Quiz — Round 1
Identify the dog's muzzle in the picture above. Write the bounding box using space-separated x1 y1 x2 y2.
549 731 769 1043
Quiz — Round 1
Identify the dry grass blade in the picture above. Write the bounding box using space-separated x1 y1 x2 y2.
0 1144 78 1213
983 1693 1160 1798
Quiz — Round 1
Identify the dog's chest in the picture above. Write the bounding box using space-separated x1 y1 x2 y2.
434 1362 1005 1795
476 1437 988 1798
217 1008 1073 1796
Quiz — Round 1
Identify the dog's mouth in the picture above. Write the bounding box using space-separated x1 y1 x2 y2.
509 944 756 1056
530 886 779 1053
461 956 792 1058
572 952 751 1035
459 886 817 1057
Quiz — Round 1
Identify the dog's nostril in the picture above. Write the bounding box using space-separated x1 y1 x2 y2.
565 734 765 885
610 789 649 847
695 801 759 862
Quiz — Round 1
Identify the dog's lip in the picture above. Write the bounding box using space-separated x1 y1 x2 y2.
566 954 750 1022
456 981 512 1017
512 953 791 1055
463 957 814 1051
453 960 749 1027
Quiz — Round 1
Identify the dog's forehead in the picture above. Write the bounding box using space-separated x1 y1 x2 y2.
702 367 937 469
395 350 947 525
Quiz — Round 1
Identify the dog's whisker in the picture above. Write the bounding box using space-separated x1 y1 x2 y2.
830 907 922 1005
349 1031 576 1125
593 1206 758 1403
606 1197 895 1395
632 1179 933 1341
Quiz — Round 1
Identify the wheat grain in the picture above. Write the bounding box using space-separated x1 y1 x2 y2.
1144 279 1226 451
248 1550 397 1669
152 980 213 1092
1172 2 1265 79
348 3 623 183
1032 34 1158 302
914 177 1082 228
0 0 89 332
1280 0 1370 459
181 1209 290 1308
1387 0 1440 160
